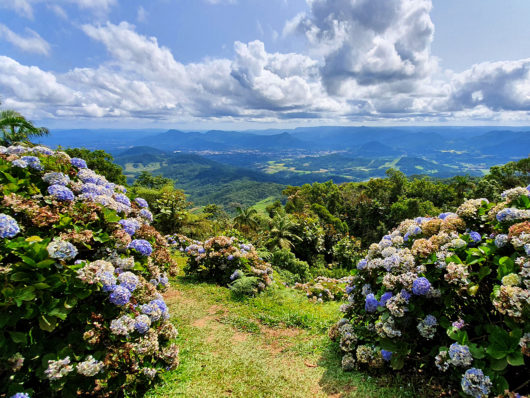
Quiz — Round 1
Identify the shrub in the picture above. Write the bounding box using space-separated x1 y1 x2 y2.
294 276 352 302
334 187 530 397
269 249 311 284
0 144 179 397
332 236 364 270
183 236 274 293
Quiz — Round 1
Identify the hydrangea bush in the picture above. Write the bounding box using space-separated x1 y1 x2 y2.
294 276 352 302
332 187 530 397
0 145 179 396
181 236 273 293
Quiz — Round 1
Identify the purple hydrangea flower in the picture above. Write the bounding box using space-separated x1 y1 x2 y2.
379 292 393 306
496 208 516 222
365 293 379 313
139 209 153 222
198 247 205 254
70 157 87 168
43 172 70 186
135 197 148 208
403 232 410 242
227 254 234 260
424 314 437 326
134 314 151 334
119 219 140 236
461 368 491 398
400 289 411 302
412 277 431 295
10 394 31 398
452 319 465 330
47 184 75 201
12 159 28 168
98 271 117 292
129 239 153 256
0 213 20 238
494 234 509 248
230 270 242 281
109 285 131 306
21 156 42 170
381 350 392 361
438 212 456 220
345 285 354 294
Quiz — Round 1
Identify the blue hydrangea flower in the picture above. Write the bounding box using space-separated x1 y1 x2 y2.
43 172 70 186
47 184 75 201
119 219 140 236
118 271 139 292
496 208 516 222
47 240 78 261
134 314 151 334
109 285 131 306
135 197 148 208
365 293 379 313
227 254 234 260
230 270 242 281
469 231 481 244
0 213 20 238
381 350 392 361
10 393 31 398
438 212 456 220
424 314 437 326
461 368 491 398
494 234 509 248
70 157 87 168
12 159 28 168
114 193 131 207
345 286 354 294
400 289 411 302
198 247 205 254
98 271 116 292
139 208 153 222
412 277 431 295
357 259 367 270
403 232 410 242
21 156 42 170
379 292 393 306
129 239 153 256
449 343 473 367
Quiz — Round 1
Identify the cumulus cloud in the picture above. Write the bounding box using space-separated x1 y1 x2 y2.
284 0 436 95
1 0 116 19
0 24 50 55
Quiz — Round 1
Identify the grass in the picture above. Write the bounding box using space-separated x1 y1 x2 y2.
147 274 432 398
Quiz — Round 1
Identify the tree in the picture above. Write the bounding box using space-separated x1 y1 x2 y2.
233 206 259 235
0 110 49 145
133 171 172 189
266 212 301 250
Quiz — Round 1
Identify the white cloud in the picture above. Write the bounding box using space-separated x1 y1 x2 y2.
48 4 68 19
0 24 50 55
137 6 147 23
1 0 117 20
1 0 34 19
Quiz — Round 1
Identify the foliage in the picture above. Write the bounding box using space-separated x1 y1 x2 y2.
63 147 127 185
333 187 530 397
0 110 49 146
268 249 311 284
181 236 273 294
265 212 302 251
0 144 179 396
332 236 364 271
229 276 261 297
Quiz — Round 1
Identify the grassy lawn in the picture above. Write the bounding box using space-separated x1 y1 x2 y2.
147 275 430 398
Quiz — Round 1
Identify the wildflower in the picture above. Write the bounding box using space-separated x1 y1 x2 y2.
118 271 139 292
461 368 491 398
381 350 392 361
134 314 152 334
76 355 104 376
0 213 20 238
47 184 75 201
412 277 431 295
135 197 149 208
44 357 73 380
109 285 131 306
47 240 78 261
449 343 473 367
70 157 87 168
365 293 379 313
129 239 153 256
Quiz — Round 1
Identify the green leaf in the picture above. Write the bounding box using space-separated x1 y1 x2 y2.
10 272 31 282
103 208 121 223
9 331 27 345
478 266 491 281
38 315 58 332
36 259 55 268
19 256 37 266
48 307 69 321
390 355 404 370
490 357 508 371
15 287 36 302
468 343 486 359
507 352 525 366
33 282 50 289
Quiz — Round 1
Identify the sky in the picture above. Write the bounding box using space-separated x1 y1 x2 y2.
0 0 530 129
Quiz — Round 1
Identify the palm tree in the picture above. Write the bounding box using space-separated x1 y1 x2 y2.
0 110 49 145
233 206 259 234
266 212 301 250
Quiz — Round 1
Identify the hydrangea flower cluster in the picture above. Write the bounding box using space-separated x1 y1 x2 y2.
294 276 352 302
333 188 529 396
182 236 273 292
0 145 179 395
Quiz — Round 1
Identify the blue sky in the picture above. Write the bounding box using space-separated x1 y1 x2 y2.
0 0 529 129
